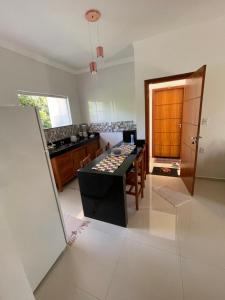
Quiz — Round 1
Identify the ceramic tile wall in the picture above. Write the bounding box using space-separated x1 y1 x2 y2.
89 121 136 133
44 121 136 143
44 124 79 143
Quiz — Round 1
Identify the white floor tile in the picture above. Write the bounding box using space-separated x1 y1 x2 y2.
126 206 178 254
65 178 80 190
178 211 225 267
36 175 225 300
58 188 83 218
34 250 78 300
73 288 100 300
35 251 100 300
181 257 225 300
177 179 225 268
68 246 115 300
72 226 125 264
106 238 183 300
84 217 126 239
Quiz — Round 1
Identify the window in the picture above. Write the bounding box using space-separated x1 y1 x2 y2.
18 93 72 129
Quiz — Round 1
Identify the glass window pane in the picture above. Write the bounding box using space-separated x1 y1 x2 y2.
18 94 72 129
47 97 72 128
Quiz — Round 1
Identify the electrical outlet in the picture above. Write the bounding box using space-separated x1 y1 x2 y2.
199 147 205 154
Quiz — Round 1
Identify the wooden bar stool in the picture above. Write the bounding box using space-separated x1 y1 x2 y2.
80 154 91 168
105 142 110 151
142 144 147 185
126 151 144 210
95 148 104 158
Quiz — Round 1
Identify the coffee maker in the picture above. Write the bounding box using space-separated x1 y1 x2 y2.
79 123 89 138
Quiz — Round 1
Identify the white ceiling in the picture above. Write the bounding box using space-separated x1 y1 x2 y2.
0 0 225 72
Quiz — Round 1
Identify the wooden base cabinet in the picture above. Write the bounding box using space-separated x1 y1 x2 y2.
71 146 87 173
51 152 74 192
51 138 100 192
87 139 99 159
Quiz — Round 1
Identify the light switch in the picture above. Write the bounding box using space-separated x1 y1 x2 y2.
201 118 208 126
199 147 205 154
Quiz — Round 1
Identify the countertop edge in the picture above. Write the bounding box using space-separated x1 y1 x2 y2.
49 136 99 159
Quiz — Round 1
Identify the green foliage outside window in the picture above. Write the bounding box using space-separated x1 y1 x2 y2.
18 94 52 129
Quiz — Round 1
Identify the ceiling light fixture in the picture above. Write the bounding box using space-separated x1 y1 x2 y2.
96 46 104 59
85 9 104 75
89 61 97 75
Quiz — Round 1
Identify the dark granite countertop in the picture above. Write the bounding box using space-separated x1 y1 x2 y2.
48 134 99 159
78 142 142 177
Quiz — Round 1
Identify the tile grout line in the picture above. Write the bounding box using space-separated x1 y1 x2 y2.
125 233 178 256
68 243 111 300
176 207 185 300
178 254 185 300
175 196 225 299
103 233 127 300
74 285 103 300
179 250 225 273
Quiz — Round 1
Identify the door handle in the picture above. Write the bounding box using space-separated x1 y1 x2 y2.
191 136 202 144
191 137 197 144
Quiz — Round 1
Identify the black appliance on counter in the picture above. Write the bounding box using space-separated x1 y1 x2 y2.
123 130 137 143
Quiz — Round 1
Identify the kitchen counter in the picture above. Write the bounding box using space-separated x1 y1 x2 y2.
79 144 141 176
48 134 99 158
78 142 143 227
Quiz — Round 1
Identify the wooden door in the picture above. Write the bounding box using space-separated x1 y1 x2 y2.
180 65 206 195
152 87 184 158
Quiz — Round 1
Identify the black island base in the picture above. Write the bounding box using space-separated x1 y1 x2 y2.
78 142 144 227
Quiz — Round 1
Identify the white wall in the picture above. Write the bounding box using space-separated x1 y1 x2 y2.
0 46 79 297
99 132 123 149
0 46 81 123
133 16 225 179
0 205 35 300
75 62 135 123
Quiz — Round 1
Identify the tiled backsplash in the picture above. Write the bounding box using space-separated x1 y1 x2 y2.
44 121 136 143
89 121 136 133
44 124 79 143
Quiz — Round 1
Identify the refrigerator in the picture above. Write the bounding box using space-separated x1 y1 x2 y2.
0 106 66 291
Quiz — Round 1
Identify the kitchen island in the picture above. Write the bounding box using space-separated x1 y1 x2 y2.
78 142 143 227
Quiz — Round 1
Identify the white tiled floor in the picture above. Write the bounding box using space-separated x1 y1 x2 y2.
35 176 225 300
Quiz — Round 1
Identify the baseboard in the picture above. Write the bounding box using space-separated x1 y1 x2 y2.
196 176 225 182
